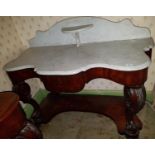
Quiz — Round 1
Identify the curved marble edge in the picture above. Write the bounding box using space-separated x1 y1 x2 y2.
36 62 151 75
5 57 151 75
5 65 35 72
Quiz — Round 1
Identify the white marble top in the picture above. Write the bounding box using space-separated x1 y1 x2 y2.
4 17 154 75
4 38 154 75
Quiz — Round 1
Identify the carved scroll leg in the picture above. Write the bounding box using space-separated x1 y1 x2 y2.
124 85 146 138
12 82 43 125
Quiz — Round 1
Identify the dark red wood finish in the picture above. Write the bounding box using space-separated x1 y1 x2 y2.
8 67 148 92
40 68 148 93
6 49 152 138
39 94 142 136
0 92 42 139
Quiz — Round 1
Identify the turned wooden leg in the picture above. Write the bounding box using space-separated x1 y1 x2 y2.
12 81 43 125
124 85 146 138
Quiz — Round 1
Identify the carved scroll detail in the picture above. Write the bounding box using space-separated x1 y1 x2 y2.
12 82 42 124
124 85 146 138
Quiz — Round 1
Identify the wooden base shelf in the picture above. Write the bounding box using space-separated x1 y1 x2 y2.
35 93 142 138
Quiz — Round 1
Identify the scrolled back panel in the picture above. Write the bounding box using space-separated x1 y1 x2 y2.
29 17 151 47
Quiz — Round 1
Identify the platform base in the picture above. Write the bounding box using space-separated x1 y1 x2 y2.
32 93 143 138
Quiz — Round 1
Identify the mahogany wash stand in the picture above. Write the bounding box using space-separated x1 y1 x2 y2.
4 17 154 138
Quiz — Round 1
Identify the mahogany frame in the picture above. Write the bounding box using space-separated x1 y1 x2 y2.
6 49 152 138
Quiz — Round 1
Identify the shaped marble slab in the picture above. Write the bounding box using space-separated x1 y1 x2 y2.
4 38 153 75
29 17 151 47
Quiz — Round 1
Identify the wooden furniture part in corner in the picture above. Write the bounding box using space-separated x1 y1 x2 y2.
0 92 42 139
4 17 154 138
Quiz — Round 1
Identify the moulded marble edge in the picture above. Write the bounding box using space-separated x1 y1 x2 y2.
4 59 151 76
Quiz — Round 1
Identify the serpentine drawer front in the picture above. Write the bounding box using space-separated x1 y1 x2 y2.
4 17 154 138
